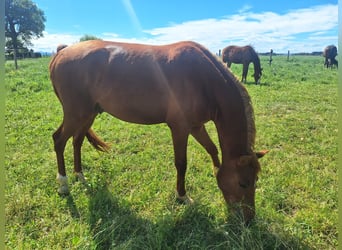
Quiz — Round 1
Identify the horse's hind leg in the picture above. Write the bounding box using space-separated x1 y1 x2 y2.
324 58 328 68
72 114 97 183
242 63 248 82
53 121 75 194
191 125 220 176
53 112 95 194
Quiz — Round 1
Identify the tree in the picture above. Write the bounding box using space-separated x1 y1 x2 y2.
5 38 28 59
5 0 46 69
79 34 102 42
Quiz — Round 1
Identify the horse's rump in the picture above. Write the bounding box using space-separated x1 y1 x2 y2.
323 45 337 58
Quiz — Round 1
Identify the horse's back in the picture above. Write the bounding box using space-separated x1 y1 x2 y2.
49 40 225 125
222 45 254 64
50 40 210 87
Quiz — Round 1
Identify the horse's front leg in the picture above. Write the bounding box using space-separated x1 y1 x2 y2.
169 125 193 204
191 125 220 176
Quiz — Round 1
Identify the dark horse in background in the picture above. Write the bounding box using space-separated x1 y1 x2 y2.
323 45 338 68
222 45 262 84
49 40 268 224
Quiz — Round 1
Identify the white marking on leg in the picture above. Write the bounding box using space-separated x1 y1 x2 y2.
56 173 69 194
176 192 194 205
75 172 86 183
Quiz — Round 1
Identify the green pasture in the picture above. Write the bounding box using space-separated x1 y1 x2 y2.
5 55 337 249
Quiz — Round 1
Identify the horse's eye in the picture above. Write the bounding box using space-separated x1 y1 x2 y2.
239 182 248 189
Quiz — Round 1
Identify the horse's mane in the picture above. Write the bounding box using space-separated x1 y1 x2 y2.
246 45 261 73
193 42 256 152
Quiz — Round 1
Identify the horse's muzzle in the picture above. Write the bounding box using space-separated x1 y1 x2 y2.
228 203 255 226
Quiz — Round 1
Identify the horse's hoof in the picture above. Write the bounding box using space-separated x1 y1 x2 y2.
58 185 70 195
177 193 194 205
75 172 86 183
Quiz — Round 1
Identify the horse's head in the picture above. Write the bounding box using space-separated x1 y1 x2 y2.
216 150 268 224
253 68 263 84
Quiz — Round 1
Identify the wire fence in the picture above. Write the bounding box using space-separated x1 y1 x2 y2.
5 47 51 60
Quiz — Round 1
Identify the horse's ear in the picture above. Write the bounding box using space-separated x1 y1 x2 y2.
255 150 269 159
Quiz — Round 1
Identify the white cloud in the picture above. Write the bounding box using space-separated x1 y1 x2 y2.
142 4 338 53
31 31 80 52
31 4 338 54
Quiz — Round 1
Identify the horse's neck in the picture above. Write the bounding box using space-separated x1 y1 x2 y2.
252 56 261 72
215 119 250 164
214 96 252 159
209 51 255 158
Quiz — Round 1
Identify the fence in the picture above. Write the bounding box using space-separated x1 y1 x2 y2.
5 48 50 60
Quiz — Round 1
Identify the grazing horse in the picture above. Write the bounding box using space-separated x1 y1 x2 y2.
222 45 262 84
323 45 338 68
49 40 268 223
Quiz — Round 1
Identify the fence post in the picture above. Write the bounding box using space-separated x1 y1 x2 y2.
287 50 290 61
269 49 273 65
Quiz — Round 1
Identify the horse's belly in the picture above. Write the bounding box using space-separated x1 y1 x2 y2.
106 106 166 125
98 92 168 125
96 87 209 126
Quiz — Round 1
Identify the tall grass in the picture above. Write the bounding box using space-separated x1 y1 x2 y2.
5 55 337 249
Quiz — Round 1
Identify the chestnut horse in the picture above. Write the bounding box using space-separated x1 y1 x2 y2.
49 40 267 223
222 45 262 84
323 45 338 68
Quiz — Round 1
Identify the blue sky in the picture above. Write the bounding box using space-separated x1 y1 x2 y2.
32 0 338 53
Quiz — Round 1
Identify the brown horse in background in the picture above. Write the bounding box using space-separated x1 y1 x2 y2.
323 45 338 68
49 40 267 224
222 45 262 84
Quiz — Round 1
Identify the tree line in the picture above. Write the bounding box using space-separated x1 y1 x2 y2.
5 48 43 60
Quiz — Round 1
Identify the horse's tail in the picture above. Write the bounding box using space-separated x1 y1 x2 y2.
86 129 110 152
49 44 69 102
56 44 68 53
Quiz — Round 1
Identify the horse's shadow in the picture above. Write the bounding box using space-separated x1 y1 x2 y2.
62 185 311 249
244 81 271 86
65 195 81 219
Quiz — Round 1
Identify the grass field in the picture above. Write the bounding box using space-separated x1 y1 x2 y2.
5 54 337 249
